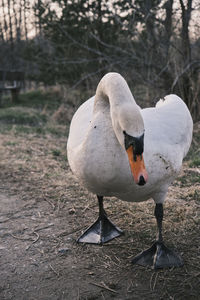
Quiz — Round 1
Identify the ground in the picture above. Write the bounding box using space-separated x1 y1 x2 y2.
0 91 200 300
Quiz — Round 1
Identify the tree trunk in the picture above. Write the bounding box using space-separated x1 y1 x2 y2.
23 0 28 40
163 0 173 57
179 0 192 62
8 0 14 45
177 0 193 109
2 0 8 41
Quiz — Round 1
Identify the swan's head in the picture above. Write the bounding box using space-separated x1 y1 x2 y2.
111 104 148 186
123 130 148 186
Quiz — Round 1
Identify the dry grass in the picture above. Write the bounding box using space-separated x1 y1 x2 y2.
0 92 199 299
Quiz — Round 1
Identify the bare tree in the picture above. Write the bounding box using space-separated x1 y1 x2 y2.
171 0 200 119
2 0 8 41
12 0 19 42
0 19 4 41
17 0 23 41
23 0 28 40
163 0 174 57
7 0 14 45
179 0 192 62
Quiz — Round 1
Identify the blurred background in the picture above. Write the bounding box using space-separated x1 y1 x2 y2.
0 0 199 120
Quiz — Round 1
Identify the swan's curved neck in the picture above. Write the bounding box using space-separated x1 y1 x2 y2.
93 73 144 148
94 73 137 113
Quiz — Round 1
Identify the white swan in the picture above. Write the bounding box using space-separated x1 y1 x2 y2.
67 73 193 269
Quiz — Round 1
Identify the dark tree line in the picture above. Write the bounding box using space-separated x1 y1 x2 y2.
0 0 199 120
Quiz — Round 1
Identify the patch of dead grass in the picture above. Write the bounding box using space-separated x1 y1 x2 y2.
0 103 199 299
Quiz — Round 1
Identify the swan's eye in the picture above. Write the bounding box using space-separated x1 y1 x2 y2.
123 131 144 155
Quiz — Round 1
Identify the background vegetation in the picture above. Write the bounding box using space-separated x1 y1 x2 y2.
0 0 199 120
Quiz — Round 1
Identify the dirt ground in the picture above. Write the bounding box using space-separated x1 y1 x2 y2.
0 112 200 299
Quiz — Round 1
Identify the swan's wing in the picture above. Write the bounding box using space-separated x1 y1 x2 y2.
141 94 193 160
67 96 95 150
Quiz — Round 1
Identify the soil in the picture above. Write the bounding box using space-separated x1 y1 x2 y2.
0 128 200 300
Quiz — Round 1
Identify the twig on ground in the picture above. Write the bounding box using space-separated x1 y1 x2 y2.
10 233 32 241
77 288 80 300
101 292 106 300
89 281 118 294
57 227 82 237
32 231 40 244
34 223 54 232
26 231 40 250
0 217 11 223
44 198 56 210
150 272 159 291
49 264 60 277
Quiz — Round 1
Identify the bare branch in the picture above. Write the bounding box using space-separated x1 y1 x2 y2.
171 60 200 91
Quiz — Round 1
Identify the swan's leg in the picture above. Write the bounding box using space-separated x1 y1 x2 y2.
77 195 123 244
132 204 184 269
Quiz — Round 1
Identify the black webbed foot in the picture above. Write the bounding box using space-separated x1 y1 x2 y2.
132 241 183 269
77 195 123 244
77 215 123 244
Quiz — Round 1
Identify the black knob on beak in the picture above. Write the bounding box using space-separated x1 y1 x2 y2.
138 175 146 186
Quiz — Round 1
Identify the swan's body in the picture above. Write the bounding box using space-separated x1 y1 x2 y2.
67 73 192 204
67 73 193 269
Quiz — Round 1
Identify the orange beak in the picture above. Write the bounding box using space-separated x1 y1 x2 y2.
126 145 148 185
